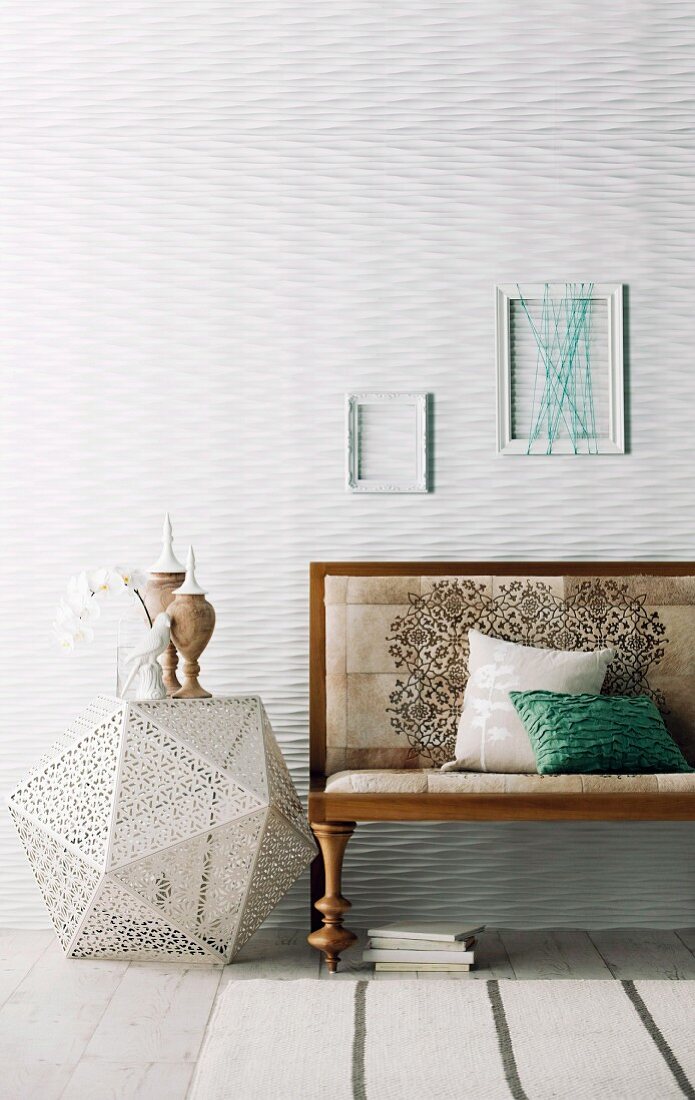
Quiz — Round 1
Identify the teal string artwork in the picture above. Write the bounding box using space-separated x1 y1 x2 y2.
518 282 596 454
495 282 625 456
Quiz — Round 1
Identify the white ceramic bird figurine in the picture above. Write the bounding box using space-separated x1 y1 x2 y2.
120 612 171 700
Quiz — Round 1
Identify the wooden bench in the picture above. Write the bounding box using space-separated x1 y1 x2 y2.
306 562 695 971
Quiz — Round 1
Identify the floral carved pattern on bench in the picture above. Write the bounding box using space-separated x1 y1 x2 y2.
387 579 668 766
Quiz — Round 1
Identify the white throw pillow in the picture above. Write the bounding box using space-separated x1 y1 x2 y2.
442 630 615 774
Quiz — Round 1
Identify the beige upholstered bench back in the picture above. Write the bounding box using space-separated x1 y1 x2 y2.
314 564 695 775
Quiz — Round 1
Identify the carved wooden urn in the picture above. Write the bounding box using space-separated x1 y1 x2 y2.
167 546 216 699
143 513 185 695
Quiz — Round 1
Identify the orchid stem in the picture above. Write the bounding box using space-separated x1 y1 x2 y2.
134 589 153 628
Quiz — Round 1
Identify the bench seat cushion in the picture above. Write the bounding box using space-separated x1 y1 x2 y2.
324 769 695 794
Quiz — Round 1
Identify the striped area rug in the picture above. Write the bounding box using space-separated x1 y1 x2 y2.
190 979 695 1099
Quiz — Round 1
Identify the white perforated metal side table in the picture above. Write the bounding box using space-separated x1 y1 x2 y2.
9 696 315 963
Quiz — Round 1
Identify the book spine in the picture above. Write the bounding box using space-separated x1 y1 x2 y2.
363 949 475 964
366 928 483 942
374 962 472 972
369 937 475 952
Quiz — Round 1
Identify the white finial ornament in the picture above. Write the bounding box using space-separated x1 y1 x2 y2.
149 512 185 574
173 546 206 595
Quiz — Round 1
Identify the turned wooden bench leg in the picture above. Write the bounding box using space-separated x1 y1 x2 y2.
309 848 325 933
307 821 357 973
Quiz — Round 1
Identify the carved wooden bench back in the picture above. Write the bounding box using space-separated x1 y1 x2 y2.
313 564 695 774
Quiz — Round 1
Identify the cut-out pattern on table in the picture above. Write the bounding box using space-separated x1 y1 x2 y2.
10 711 123 865
9 809 101 949
109 710 263 868
113 809 267 956
135 696 268 801
262 712 314 845
235 810 317 952
9 696 315 962
388 579 668 765
71 878 211 961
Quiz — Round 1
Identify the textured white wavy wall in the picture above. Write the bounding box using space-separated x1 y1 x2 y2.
1 0 695 928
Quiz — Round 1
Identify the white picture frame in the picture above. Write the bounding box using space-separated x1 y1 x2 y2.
495 282 625 455
346 391 429 493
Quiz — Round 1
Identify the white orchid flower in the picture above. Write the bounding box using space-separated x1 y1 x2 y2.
66 575 101 625
66 572 92 612
79 598 101 624
88 567 125 599
55 598 81 632
55 562 151 649
72 622 95 644
53 627 76 651
116 566 148 591
54 595 97 643
53 602 79 649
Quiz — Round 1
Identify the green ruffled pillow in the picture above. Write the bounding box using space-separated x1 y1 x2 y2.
509 690 694 775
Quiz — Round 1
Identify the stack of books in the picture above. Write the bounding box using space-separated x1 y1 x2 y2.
362 921 484 973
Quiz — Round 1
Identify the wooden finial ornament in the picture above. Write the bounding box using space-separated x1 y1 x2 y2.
143 513 186 695
168 546 216 699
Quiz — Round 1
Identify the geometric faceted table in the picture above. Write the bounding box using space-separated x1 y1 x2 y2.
9 696 315 963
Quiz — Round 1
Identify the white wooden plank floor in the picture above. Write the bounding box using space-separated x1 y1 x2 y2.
1 927 694 1100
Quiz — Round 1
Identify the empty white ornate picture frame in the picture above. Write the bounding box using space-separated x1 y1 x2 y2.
346 391 429 493
496 282 625 455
